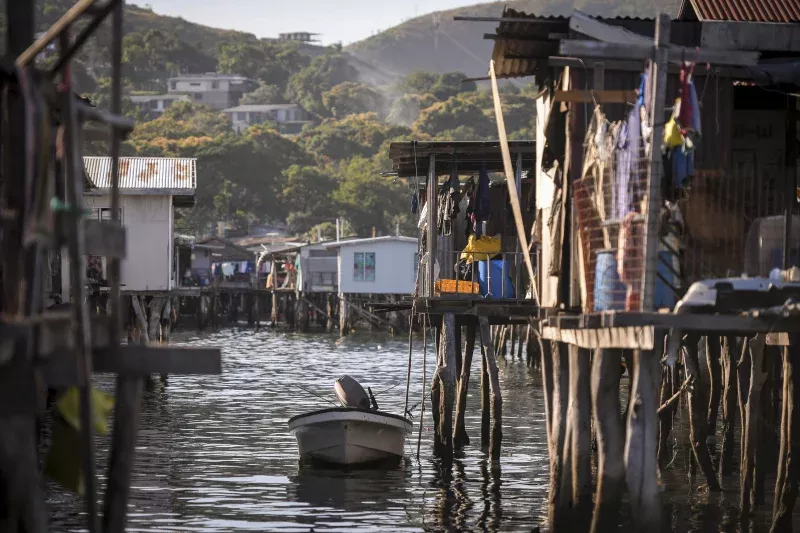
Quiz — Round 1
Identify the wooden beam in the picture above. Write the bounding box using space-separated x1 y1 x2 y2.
554 89 637 103
542 325 655 350
40 346 222 387
83 219 126 258
701 21 800 52
569 9 651 46
559 39 760 67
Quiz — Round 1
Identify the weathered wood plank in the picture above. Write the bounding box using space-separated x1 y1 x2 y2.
554 89 637 103
40 346 222 387
541 325 654 349
569 9 651 46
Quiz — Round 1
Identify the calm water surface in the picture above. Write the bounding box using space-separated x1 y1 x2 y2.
48 328 800 531
49 328 549 532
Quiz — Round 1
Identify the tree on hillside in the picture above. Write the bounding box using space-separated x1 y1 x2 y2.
128 101 231 141
122 29 216 90
413 97 494 139
240 82 286 105
216 40 308 89
397 71 439 96
286 52 358 117
431 72 476 101
282 165 339 234
387 93 438 126
300 113 410 162
322 82 384 119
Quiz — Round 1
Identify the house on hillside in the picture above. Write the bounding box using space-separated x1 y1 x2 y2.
63 157 197 297
130 94 190 119
324 236 418 295
222 104 311 134
167 73 257 110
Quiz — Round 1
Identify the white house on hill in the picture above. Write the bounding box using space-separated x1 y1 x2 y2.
63 157 197 297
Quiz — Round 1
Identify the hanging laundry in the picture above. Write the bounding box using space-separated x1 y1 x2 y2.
462 176 477 238
410 192 419 215
472 164 490 237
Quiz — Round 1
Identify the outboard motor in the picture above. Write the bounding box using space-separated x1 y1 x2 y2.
334 375 370 410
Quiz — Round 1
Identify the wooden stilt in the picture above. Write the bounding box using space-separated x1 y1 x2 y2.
624 342 663 530
326 294 334 331
566 345 592 530
771 334 800 532
481 330 491 447
338 294 348 335
478 317 502 461
741 334 767 516
684 334 721 490
719 335 738 476
436 313 458 461
510 326 517 360
549 341 571 531
706 336 722 439
431 323 443 456
591 348 624 533
657 364 675 469
517 325 524 360
454 320 476 450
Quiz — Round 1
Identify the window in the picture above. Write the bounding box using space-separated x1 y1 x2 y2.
100 208 121 222
236 112 246 121
211 80 219 89
353 252 375 282
170 81 176 90
413 253 418 280
189 82 201 86
193 93 203 101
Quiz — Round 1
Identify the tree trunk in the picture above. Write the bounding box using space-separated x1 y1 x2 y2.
591 348 624 533
706 336 722 440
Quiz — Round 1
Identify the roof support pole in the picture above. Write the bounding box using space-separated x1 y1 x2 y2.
426 154 437 298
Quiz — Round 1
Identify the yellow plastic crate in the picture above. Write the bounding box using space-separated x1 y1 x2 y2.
434 279 480 296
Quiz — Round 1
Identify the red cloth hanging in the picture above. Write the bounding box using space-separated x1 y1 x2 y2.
678 62 693 134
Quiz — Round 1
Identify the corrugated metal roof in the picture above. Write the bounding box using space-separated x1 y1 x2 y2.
83 157 196 194
681 0 800 22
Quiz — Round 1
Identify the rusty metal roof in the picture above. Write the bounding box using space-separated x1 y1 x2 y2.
83 157 197 195
680 0 800 22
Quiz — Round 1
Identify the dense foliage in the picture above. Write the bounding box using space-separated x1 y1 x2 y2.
33 1 539 239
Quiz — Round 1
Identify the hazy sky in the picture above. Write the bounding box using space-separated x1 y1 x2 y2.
131 0 489 45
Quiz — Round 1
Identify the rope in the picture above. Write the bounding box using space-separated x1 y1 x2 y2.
296 384 339 407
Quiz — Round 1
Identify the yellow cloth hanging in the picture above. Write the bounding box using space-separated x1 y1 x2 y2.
460 234 502 263
663 98 683 149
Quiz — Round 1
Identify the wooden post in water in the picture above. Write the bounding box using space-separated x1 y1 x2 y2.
326 294 334 331
435 313 458 461
657 364 675 469
454 320 476 449
478 317 502 460
684 334 721 490
338 294 349 336
741 334 767 516
565 345 592 530
481 331 491 447
624 344 663 530
706 336 722 441
771 334 800 531
719 335 738 475
591 348 624 533
549 341 571 530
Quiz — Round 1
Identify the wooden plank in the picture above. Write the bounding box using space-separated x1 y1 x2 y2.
569 9 651 46
554 89 637 104
559 39 760 67
40 346 222 387
701 21 800 52
83 219 126 258
541 325 655 350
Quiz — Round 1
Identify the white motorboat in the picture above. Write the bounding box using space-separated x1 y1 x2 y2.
288 375 412 466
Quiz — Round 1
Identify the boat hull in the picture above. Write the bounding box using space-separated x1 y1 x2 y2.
288 408 412 466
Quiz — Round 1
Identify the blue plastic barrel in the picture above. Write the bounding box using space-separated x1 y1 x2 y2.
478 259 516 298
594 250 626 311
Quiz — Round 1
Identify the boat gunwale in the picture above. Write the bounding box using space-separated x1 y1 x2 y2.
287 407 411 427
